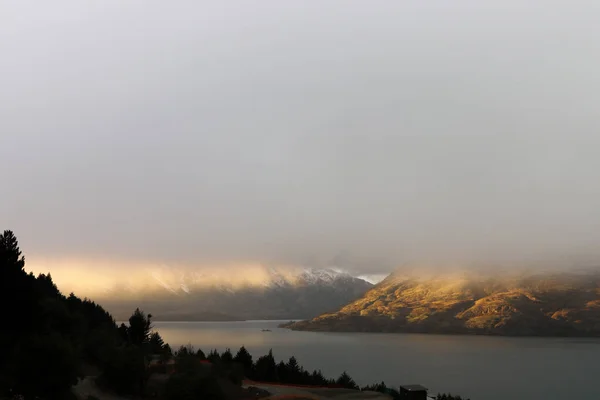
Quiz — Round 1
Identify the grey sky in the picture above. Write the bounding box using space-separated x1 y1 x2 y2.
2 1 600 275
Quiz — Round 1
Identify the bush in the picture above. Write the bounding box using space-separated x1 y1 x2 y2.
436 394 470 400
164 373 225 400
100 346 146 395
11 333 81 399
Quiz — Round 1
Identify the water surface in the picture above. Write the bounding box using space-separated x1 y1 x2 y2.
154 320 600 400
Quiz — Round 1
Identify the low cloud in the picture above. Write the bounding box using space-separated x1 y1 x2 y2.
3 1 600 277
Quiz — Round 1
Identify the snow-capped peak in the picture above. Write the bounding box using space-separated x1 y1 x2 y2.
296 267 355 285
110 264 368 295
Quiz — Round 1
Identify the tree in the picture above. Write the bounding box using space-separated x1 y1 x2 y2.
436 394 469 400
284 356 301 382
175 344 195 358
336 371 358 390
118 323 129 343
101 345 147 395
287 356 300 374
128 308 152 346
164 372 225 400
166 346 226 400
160 344 173 363
0 231 166 399
100 309 156 395
0 231 81 399
255 349 278 382
311 370 328 385
0 230 29 334
195 348 205 359
0 230 25 273
11 333 81 399
361 381 387 392
276 361 288 383
221 348 233 365
149 332 165 354
233 346 253 377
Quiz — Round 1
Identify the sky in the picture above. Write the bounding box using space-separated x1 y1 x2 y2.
2 1 600 278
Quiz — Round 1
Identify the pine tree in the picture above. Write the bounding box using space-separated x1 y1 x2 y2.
127 308 152 346
233 346 253 377
0 230 25 273
207 349 221 363
276 360 288 383
255 349 278 382
221 348 234 364
286 356 301 381
149 332 165 354
195 348 206 359
336 371 358 389
311 370 327 385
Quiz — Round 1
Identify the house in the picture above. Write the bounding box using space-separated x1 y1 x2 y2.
399 384 428 400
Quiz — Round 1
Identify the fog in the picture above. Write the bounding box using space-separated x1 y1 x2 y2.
2 1 600 278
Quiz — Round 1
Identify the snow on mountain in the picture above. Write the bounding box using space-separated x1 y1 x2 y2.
143 265 366 294
297 268 358 285
98 265 374 320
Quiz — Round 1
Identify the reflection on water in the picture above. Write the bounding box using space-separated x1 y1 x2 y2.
154 320 600 400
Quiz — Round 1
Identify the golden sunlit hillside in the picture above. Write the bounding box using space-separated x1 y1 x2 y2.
286 270 600 336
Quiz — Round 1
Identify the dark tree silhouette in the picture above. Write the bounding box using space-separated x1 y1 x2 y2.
255 349 278 382
118 323 129 343
0 230 30 335
233 346 253 376
361 381 388 392
276 360 288 383
175 344 195 357
101 345 146 395
149 332 165 353
287 356 300 373
311 369 329 385
0 231 123 399
195 348 206 359
436 394 469 400
207 349 221 364
0 230 25 273
164 369 225 400
128 308 152 346
336 371 358 389
221 348 234 364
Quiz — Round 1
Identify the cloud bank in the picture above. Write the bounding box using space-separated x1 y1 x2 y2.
2 1 600 278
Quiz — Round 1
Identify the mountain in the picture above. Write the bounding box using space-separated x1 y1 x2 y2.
93 267 373 321
284 270 600 336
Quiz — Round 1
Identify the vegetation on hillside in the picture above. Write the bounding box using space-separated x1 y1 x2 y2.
169 345 469 400
286 271 600 336
0 230 173 399
0 230 468 400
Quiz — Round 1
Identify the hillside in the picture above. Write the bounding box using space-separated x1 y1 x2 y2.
93 267 373 321
285 270 600 336
0 230 149 399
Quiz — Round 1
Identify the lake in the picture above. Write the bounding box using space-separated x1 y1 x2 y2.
153 320 600 400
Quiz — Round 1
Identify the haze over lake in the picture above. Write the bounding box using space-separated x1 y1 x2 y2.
154 320 600 400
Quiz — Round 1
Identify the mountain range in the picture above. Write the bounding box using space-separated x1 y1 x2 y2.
285 269 600 336
93 266 373 321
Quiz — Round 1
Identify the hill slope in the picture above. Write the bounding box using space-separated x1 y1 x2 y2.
285 270 600 336
96 267 373 321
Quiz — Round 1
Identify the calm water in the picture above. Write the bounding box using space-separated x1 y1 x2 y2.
153 320 600 400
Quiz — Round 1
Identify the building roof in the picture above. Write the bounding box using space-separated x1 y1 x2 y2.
400 384 428 392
